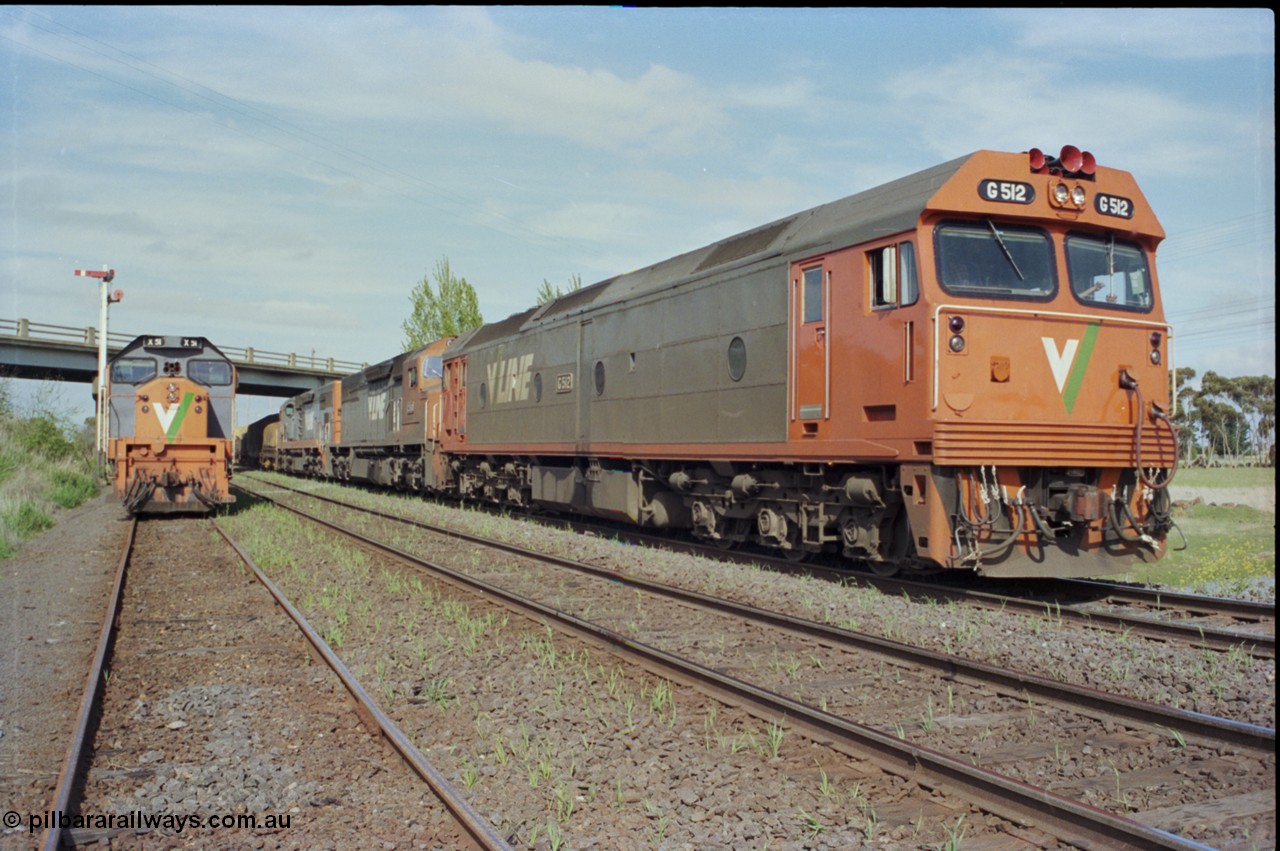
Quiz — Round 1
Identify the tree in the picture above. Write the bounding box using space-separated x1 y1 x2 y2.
536 273 583 306
1234 374 1275 461
401 257 483 350
1171 367 1199 465
1175 370 1276 465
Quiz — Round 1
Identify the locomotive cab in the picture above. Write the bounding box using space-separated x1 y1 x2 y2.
903 149 1177 576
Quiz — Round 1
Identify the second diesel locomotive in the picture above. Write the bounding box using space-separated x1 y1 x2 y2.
106 335 237 513
262 146 1178 578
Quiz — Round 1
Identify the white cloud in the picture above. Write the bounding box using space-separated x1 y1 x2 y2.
417 56 727 157
1003 9 1275 61
3 6 1271 384
885 53 1262 177
65 7 734 159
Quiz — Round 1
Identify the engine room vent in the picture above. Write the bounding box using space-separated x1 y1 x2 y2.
694 218 794 273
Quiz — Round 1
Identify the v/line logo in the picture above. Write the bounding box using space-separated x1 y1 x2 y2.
1041 322 1099 415
152 392 195 442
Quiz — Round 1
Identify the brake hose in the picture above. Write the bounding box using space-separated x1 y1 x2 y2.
1119 370 1178 490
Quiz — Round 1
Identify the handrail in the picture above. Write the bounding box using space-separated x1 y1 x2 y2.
1 317 365 374
930 304 1174 411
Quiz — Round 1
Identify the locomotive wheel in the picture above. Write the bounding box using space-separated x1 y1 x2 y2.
869 561 901 578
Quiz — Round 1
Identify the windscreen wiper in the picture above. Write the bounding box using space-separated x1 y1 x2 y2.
987 219 1024 281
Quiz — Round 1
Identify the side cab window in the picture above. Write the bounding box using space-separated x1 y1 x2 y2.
870 241 919 308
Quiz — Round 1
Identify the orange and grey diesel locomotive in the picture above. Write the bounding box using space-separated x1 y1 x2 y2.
106 334 237 513
270 337 453 489
269 147 1178 578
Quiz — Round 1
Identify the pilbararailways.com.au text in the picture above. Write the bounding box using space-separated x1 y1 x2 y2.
11 809 293 834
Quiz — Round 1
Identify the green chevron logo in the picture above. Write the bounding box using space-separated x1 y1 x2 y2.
1042 323 1099 415
153 392 195 443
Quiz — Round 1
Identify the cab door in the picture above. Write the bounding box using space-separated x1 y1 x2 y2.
791 260 828 436
400 358 424 442
442 357 467 446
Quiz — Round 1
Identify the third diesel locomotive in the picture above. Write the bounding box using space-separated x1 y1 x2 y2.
250 146 1179 578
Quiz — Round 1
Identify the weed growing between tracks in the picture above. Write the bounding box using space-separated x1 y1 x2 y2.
238 472 1273 726
222 501 957 847
232 476 1278 844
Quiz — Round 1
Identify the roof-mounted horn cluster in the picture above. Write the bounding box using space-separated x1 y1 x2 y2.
1028 145 1096 181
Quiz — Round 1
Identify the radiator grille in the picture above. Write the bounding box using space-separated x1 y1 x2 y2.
933 421 1178 467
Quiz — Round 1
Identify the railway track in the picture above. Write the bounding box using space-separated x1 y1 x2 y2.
41 514 509 850
237 477 1275 849
899 573 1275 662
251 472 1273 658
594 524 1275 659
238 473 1275 726
1017 576 1274 639
509 497 1276 658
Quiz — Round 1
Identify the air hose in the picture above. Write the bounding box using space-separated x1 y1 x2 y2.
1119 370 1178 490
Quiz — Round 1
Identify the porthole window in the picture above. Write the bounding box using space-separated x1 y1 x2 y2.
533 373 543 403
479 382 488 408
727 336 747 382
594 361 605 396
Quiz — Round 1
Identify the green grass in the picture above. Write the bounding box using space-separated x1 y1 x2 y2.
1172 466 1274 490
50 469 98 508
2 501 55 537
1123 466 1275 598
0 405 100 558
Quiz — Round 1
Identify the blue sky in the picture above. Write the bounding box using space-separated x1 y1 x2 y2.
2 7 1274 424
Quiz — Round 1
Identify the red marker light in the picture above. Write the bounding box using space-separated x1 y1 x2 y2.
1059 145 1083 174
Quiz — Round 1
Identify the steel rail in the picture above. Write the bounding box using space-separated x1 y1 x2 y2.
247 479 1273 753
42 517 136 851
549 511 1276 657
252 487 1215 850
239 473 1274 657
900 578 1275 658
210 520 511 851
1051 577 1275 623
639 528 1274 656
